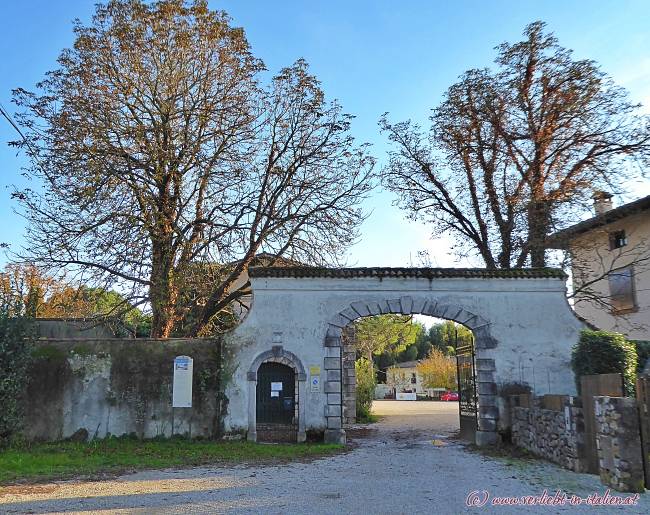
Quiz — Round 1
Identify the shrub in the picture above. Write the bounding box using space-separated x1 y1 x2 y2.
571 330 637 396
355 358 375 421
633 340 650 374
497 382 532 397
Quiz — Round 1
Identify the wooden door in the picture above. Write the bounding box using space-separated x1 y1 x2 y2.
256 362 295 424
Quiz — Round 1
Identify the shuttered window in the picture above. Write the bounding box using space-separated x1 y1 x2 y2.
608 266 636 313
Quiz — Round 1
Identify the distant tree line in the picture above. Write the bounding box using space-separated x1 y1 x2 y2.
0 264 151 337
351 315 472 383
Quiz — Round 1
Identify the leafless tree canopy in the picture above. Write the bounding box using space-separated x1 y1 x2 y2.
381 21 650 268
11 0 375 336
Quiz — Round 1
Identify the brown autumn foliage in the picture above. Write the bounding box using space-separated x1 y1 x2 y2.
11 1 375 336
417 348 457 390
381 21 650 268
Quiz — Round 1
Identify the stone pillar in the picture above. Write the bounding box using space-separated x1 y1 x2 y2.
247 379 257 442
323 343 346 444
475 354 499 446
341 326 357 426
594 396 645 493
297 380 306 442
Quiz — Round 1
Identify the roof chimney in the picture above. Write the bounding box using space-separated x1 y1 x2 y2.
593 191 613 216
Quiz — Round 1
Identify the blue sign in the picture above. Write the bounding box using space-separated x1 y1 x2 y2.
175 356 190 370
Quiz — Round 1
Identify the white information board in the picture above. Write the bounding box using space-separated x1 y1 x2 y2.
396 392 417 401
172 355 193 408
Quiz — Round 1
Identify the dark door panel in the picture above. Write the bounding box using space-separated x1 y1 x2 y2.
456 342 478 441
256 362 295 424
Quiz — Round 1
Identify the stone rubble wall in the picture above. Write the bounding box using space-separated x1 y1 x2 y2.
594 396 645 493
511 396 587 472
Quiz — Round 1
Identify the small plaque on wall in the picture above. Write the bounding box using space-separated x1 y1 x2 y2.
311 375 321 392
172 356 193 408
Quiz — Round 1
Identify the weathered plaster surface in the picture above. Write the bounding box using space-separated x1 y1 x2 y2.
24 339 222 441
225 273 585 445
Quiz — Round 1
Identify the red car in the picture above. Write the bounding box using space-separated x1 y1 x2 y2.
440 391 459 401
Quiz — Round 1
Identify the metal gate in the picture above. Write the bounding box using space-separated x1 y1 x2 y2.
456 341 478 441
256 362 295 424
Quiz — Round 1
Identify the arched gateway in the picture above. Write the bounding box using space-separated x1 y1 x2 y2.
226 267 584 446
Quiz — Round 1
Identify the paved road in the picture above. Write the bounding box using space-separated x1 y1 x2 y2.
1 400 648 514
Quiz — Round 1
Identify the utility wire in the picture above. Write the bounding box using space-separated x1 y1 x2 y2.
0 102 27 144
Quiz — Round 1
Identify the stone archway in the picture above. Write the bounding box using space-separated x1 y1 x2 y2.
246 345 307 442
322 297 498 446
226 266 584 449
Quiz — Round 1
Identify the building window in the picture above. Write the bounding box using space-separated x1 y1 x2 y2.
609 230 627 250
608 266 636 313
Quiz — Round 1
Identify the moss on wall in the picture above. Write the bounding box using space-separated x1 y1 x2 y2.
24 338 231 441
26 345 72 440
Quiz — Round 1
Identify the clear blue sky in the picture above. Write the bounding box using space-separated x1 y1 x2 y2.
1 1 649 268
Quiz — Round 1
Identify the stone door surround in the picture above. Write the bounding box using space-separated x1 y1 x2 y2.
247 346 307 442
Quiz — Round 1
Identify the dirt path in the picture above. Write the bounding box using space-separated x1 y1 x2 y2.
1 401 648 514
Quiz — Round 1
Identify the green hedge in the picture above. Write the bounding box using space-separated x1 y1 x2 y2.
571 330 637 396
355 358 376 421
633 340 650 374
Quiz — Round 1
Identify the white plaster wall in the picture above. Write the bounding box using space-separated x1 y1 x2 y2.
224 275 585 433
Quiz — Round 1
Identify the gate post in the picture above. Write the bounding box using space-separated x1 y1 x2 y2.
298 380 307 442
324 341 346 444
475 355 499 446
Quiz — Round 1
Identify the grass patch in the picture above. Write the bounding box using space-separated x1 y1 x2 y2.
0 437 343 485
357 413 381 424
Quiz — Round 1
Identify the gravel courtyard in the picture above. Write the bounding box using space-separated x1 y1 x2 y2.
1 400 648 514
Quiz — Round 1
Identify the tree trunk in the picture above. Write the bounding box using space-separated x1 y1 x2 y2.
149 237 178 338
527 200 550 268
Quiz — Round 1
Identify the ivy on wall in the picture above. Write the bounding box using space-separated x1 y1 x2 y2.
0 299 34 447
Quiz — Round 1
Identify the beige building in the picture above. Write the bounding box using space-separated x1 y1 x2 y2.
387 360 423 394
386 360 449 398
548 192 650 341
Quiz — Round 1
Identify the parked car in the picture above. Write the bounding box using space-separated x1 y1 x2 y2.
440 391 459 401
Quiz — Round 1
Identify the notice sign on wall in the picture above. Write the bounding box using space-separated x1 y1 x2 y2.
310 365 321 392
271 382 283 392
311 375 320 392
172 355 193 408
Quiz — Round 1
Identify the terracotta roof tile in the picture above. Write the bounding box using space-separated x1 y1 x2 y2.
248 266 567 280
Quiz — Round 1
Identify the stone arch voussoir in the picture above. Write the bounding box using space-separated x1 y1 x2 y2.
324 297 494 348
322 296 499 446
247 346 306 381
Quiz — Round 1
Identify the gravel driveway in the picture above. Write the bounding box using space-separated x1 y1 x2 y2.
1 400 648 514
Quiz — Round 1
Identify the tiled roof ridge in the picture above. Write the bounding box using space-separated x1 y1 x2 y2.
547 194 650 246
248 266 567 279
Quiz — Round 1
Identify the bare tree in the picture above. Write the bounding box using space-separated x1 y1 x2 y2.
381 21 650 268
10 0 375 337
